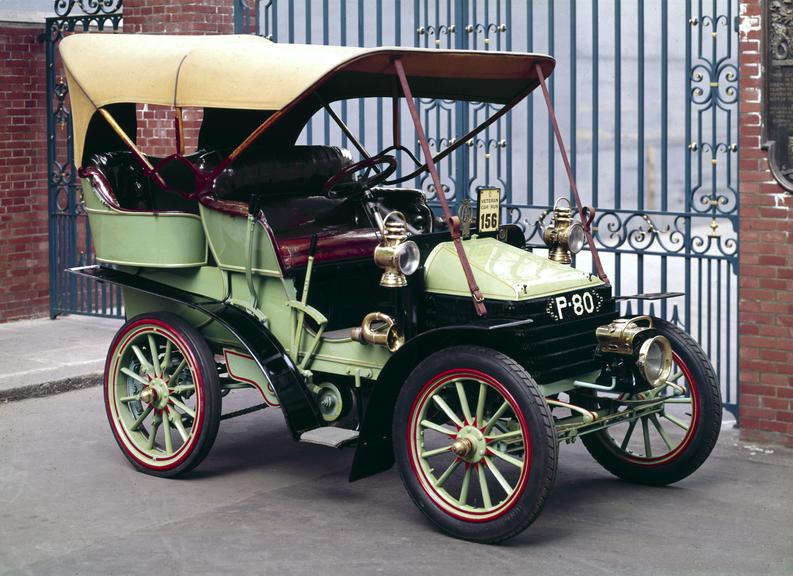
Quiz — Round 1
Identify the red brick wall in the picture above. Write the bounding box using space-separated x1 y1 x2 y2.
0 23 49 322
738 0 793 448
124 0 234 155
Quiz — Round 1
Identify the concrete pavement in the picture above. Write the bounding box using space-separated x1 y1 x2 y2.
0 315 122 402
0 386 790 576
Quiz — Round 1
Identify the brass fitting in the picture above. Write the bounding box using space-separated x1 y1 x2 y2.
543 197 584 265
350 312 405 352
595 315 673 388
595 315 655 355
373 211 420 288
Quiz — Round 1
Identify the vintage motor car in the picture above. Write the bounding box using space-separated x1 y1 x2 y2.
60 34 722 543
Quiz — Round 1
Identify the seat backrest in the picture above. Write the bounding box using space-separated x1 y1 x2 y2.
206 145 353 202
87 151 202 213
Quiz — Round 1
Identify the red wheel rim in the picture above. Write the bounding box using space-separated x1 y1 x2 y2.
406 368 532 522
607 351 701 467
105 319 205 471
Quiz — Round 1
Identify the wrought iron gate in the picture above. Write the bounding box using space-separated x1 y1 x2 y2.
45 1 124 319
236 0 740 416
44 0 739 416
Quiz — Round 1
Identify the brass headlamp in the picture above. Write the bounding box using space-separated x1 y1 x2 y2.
374 211 420 288
543 197 585 265
596 316 674 388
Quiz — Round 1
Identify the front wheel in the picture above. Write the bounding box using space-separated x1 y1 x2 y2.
393 346 558 544
104 312 221 477
579 318 722 485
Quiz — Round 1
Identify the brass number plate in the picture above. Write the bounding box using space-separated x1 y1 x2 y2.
477 187 501 233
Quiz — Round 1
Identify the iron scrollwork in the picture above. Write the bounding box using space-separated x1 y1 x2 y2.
55 0 122 17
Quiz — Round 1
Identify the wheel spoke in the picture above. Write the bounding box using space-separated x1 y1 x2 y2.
486 429 523 443
131 345 153 374
431 395 464 428
168 358 187 383
161 340 172 373
130 403 153 431
619 419 637 450
170 384 196 395
421 445 453 458
662 412 690 431
483 401 510 434
121 367 149 386
170 408 190 443
459 465 471 505
649 414 674 451
475 382 487 426
147 335 162 378
162 409 173 455
484 456 513 495
455 381 473 424
641 417 652 458
146 413 162 450
476 463 492 509
669 370 684 383
420 419 456 436
169 396 196 419
435 458 462 488
487 446 524 470
119 394 140 403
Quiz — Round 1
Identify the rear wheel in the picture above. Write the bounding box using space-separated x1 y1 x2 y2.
104 312 221 477
580 318 722 485
393 346 557 543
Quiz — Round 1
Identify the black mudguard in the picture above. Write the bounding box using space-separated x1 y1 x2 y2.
69 265 323 438
349 318 533 482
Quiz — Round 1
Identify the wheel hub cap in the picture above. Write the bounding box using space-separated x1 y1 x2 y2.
453 426 486 463
142 378 169 410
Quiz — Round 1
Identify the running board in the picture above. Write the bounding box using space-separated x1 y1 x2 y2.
300 427 359 448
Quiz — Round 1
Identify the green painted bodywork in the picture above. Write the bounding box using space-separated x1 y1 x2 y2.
423 236 604 300
82 182 207 268
85 178 604 403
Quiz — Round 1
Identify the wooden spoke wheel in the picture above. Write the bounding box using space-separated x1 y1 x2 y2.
393 346 558 543
104 312 221 477
580 318 722 485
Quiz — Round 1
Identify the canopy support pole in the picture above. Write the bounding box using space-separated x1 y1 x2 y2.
534 63 608 283
393 57 487 317
97 108 168 190
388 81 536 185
316 94 372 162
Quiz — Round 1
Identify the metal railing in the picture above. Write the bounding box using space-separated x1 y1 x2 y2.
235 0 740 416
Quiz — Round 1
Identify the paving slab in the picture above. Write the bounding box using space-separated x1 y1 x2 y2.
0 386 789 576
0 315 122 402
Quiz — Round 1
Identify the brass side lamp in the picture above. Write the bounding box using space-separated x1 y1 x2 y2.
543 197 585 265
373 211 420 288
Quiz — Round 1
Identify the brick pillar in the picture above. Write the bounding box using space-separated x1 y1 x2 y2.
0 23 50 322
738 0 793 448
123 0 235 156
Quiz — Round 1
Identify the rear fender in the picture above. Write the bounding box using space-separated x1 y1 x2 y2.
349 318 532 481
69 265 323 438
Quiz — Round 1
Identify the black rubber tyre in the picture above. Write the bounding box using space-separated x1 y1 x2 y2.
580 318 722 485
393 346 558 544
104 312 222 478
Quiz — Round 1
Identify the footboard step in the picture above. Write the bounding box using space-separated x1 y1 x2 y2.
299 427 359 448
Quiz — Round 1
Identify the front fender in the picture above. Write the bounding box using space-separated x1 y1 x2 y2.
349 318 532 481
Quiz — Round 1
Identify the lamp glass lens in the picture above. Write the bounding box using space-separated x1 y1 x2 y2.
397 241 420 276
567 223 585 254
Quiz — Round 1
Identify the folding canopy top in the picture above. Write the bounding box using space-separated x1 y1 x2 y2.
59 33 555 163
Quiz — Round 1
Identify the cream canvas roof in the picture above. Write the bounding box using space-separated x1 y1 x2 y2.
60 33 554 163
